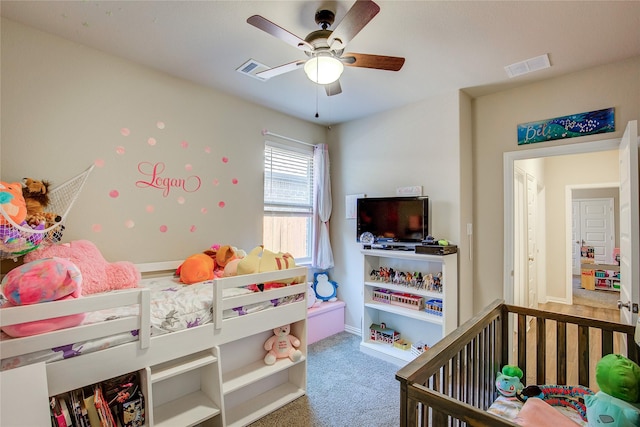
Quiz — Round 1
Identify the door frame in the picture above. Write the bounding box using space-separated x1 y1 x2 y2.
503 137 621 304
565 188 618 304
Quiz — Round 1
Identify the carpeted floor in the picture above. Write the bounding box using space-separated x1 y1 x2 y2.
572 275 619 309
248 331 400 427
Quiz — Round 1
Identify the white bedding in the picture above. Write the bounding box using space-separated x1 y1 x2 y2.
1 275 304 370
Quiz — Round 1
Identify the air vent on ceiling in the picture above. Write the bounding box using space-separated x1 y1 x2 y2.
236 59 270 81
504 54 551 78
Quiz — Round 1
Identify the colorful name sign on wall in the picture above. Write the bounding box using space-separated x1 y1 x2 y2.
517 108 615 145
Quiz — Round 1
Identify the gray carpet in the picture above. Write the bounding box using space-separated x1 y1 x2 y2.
249 332 400 427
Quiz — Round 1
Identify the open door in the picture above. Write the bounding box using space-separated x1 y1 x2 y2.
617 120 639 325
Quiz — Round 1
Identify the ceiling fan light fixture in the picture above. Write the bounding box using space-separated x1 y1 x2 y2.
304 56 344 85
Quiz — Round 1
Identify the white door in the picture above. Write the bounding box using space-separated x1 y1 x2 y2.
526 174 538 309
571 201 581 275
580 198 615 264
513 168 526 307
618 120 639 325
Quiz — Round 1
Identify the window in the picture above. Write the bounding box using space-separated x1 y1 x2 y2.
264 142 314 263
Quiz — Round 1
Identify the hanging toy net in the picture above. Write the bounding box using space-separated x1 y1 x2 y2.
0 164 94 260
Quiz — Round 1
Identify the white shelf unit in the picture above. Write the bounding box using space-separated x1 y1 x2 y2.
218 320 307 427
145 349 222 427
360 249 458 366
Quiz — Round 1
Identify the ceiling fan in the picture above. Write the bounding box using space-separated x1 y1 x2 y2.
247 0 405 96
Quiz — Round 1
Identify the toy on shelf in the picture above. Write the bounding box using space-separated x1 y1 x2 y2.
369 323 401 345
425 298 443 316
368 266 443 293
263 324 302 365
0 165 94 260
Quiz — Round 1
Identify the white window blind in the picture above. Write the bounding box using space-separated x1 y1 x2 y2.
264 142 314 261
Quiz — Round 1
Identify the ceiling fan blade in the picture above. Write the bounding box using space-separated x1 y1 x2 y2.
247 15 312 51
342 52 405 71
328 0 380 49
256 60 306 80
325 80 342 96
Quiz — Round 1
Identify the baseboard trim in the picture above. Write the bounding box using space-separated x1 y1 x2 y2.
344 324 361 336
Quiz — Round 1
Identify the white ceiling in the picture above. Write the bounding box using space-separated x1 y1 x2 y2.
2 1 640 126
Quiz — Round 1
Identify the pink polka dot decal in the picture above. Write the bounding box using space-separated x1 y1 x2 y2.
177 197 185 205
204 147 211 154
95 159 105 168
218 201 226 208
159 225 168 233
92 224 102 232
156 121 165 130
116 146 125 155
185 164 193 171
120 128 130 136
125 220 135 228
190 225 196 232
200 208 208 214
232 178 238 185
222 157 229 163
109 190 119 198
212 179 219 186
146 205 155 213
148 138 157 146
181 141 188 149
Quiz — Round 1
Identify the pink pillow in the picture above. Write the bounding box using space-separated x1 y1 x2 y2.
1 257 82 305
514 398 581 427
1 295 85 337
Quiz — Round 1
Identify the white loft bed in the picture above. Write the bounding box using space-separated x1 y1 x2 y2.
0 262 309 427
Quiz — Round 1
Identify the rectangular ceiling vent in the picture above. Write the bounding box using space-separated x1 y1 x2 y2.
236 59 270 81
505 53 551 78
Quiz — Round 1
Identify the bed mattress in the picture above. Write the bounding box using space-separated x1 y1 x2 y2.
1 275 304 370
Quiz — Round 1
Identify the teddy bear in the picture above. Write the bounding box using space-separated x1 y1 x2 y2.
263 324 302 365
22 177 62 228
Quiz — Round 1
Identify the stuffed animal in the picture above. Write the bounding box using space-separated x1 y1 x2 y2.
263 324 302 365
179 253 215 284
24 240 140 295
0 181 27 225
0 257 85 337
517 384 594 421
22 178 62 228
313 272 338 301
496 365 524 397
236 246 305 283
584 354 640 427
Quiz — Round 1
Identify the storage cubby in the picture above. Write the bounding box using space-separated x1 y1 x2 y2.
360 249 458 366
217 321 306 427
146 349 222 427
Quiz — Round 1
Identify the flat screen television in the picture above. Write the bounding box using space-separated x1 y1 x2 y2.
357 196 429 243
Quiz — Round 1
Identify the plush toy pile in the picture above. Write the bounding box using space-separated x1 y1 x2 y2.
176 244 305 285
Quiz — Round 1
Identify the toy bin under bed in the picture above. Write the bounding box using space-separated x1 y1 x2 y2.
396 299 640 426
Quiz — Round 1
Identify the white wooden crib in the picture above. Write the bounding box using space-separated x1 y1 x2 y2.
0 263 308 427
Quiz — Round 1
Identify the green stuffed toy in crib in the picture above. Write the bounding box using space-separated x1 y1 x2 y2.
585 354 640 427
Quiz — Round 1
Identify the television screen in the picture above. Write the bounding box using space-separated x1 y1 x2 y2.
357 196 429 243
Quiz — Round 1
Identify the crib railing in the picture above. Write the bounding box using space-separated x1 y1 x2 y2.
396 299 638 427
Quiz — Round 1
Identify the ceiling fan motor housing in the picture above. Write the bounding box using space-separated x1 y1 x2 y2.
315 9 335 29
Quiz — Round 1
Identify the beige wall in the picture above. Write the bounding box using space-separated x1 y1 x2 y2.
0 18 326 264
328 91 474 331
473 56 640 313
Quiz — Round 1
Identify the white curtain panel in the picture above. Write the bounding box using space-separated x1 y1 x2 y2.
312 144 334 269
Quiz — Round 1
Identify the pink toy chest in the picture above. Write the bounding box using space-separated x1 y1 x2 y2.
307 300 346 344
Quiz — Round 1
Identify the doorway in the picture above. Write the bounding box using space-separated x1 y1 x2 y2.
503 138 623 310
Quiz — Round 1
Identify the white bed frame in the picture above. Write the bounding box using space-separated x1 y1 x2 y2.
0 262 308 427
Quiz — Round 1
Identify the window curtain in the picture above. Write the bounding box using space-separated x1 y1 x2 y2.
312 144 334 269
